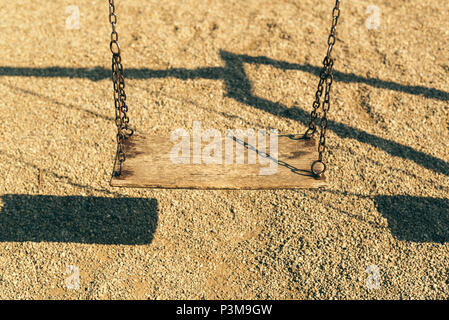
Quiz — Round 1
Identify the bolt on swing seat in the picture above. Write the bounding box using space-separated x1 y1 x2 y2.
107 0 341 189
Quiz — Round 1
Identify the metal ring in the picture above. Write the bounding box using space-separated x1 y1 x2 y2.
111 31 118 42
109 13 117 25
303 127 315 139
311 160 326 177
110 41 120 55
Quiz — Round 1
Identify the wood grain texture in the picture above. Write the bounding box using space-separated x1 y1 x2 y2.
110 134 327 189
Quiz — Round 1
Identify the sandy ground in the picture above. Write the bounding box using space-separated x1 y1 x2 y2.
0 0 448 299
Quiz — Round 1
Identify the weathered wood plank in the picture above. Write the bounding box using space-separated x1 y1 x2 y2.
110 134 327 189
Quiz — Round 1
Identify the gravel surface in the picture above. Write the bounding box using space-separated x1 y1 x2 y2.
0 0 448 299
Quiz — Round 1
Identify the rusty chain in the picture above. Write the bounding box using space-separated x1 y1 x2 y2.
107 0 339 178
109 0 133 176
305 0 341 178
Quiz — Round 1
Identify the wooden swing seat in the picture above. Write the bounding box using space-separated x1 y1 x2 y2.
110 134 327 189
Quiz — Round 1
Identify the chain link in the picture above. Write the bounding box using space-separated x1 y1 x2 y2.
109 0 133 176
305 0 340 178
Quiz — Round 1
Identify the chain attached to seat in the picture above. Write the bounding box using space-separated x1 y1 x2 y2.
107 0 339 179
304 0 341 178
109 0 133 177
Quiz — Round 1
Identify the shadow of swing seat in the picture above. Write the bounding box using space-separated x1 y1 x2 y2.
0 195 158 245
374 195 449 243
110 134 327 189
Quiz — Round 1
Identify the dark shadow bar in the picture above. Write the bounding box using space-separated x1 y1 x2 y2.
0 195 158 245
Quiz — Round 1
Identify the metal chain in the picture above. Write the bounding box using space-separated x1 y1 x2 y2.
305 0 341 177
106 0 338 177
109 0 133 176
